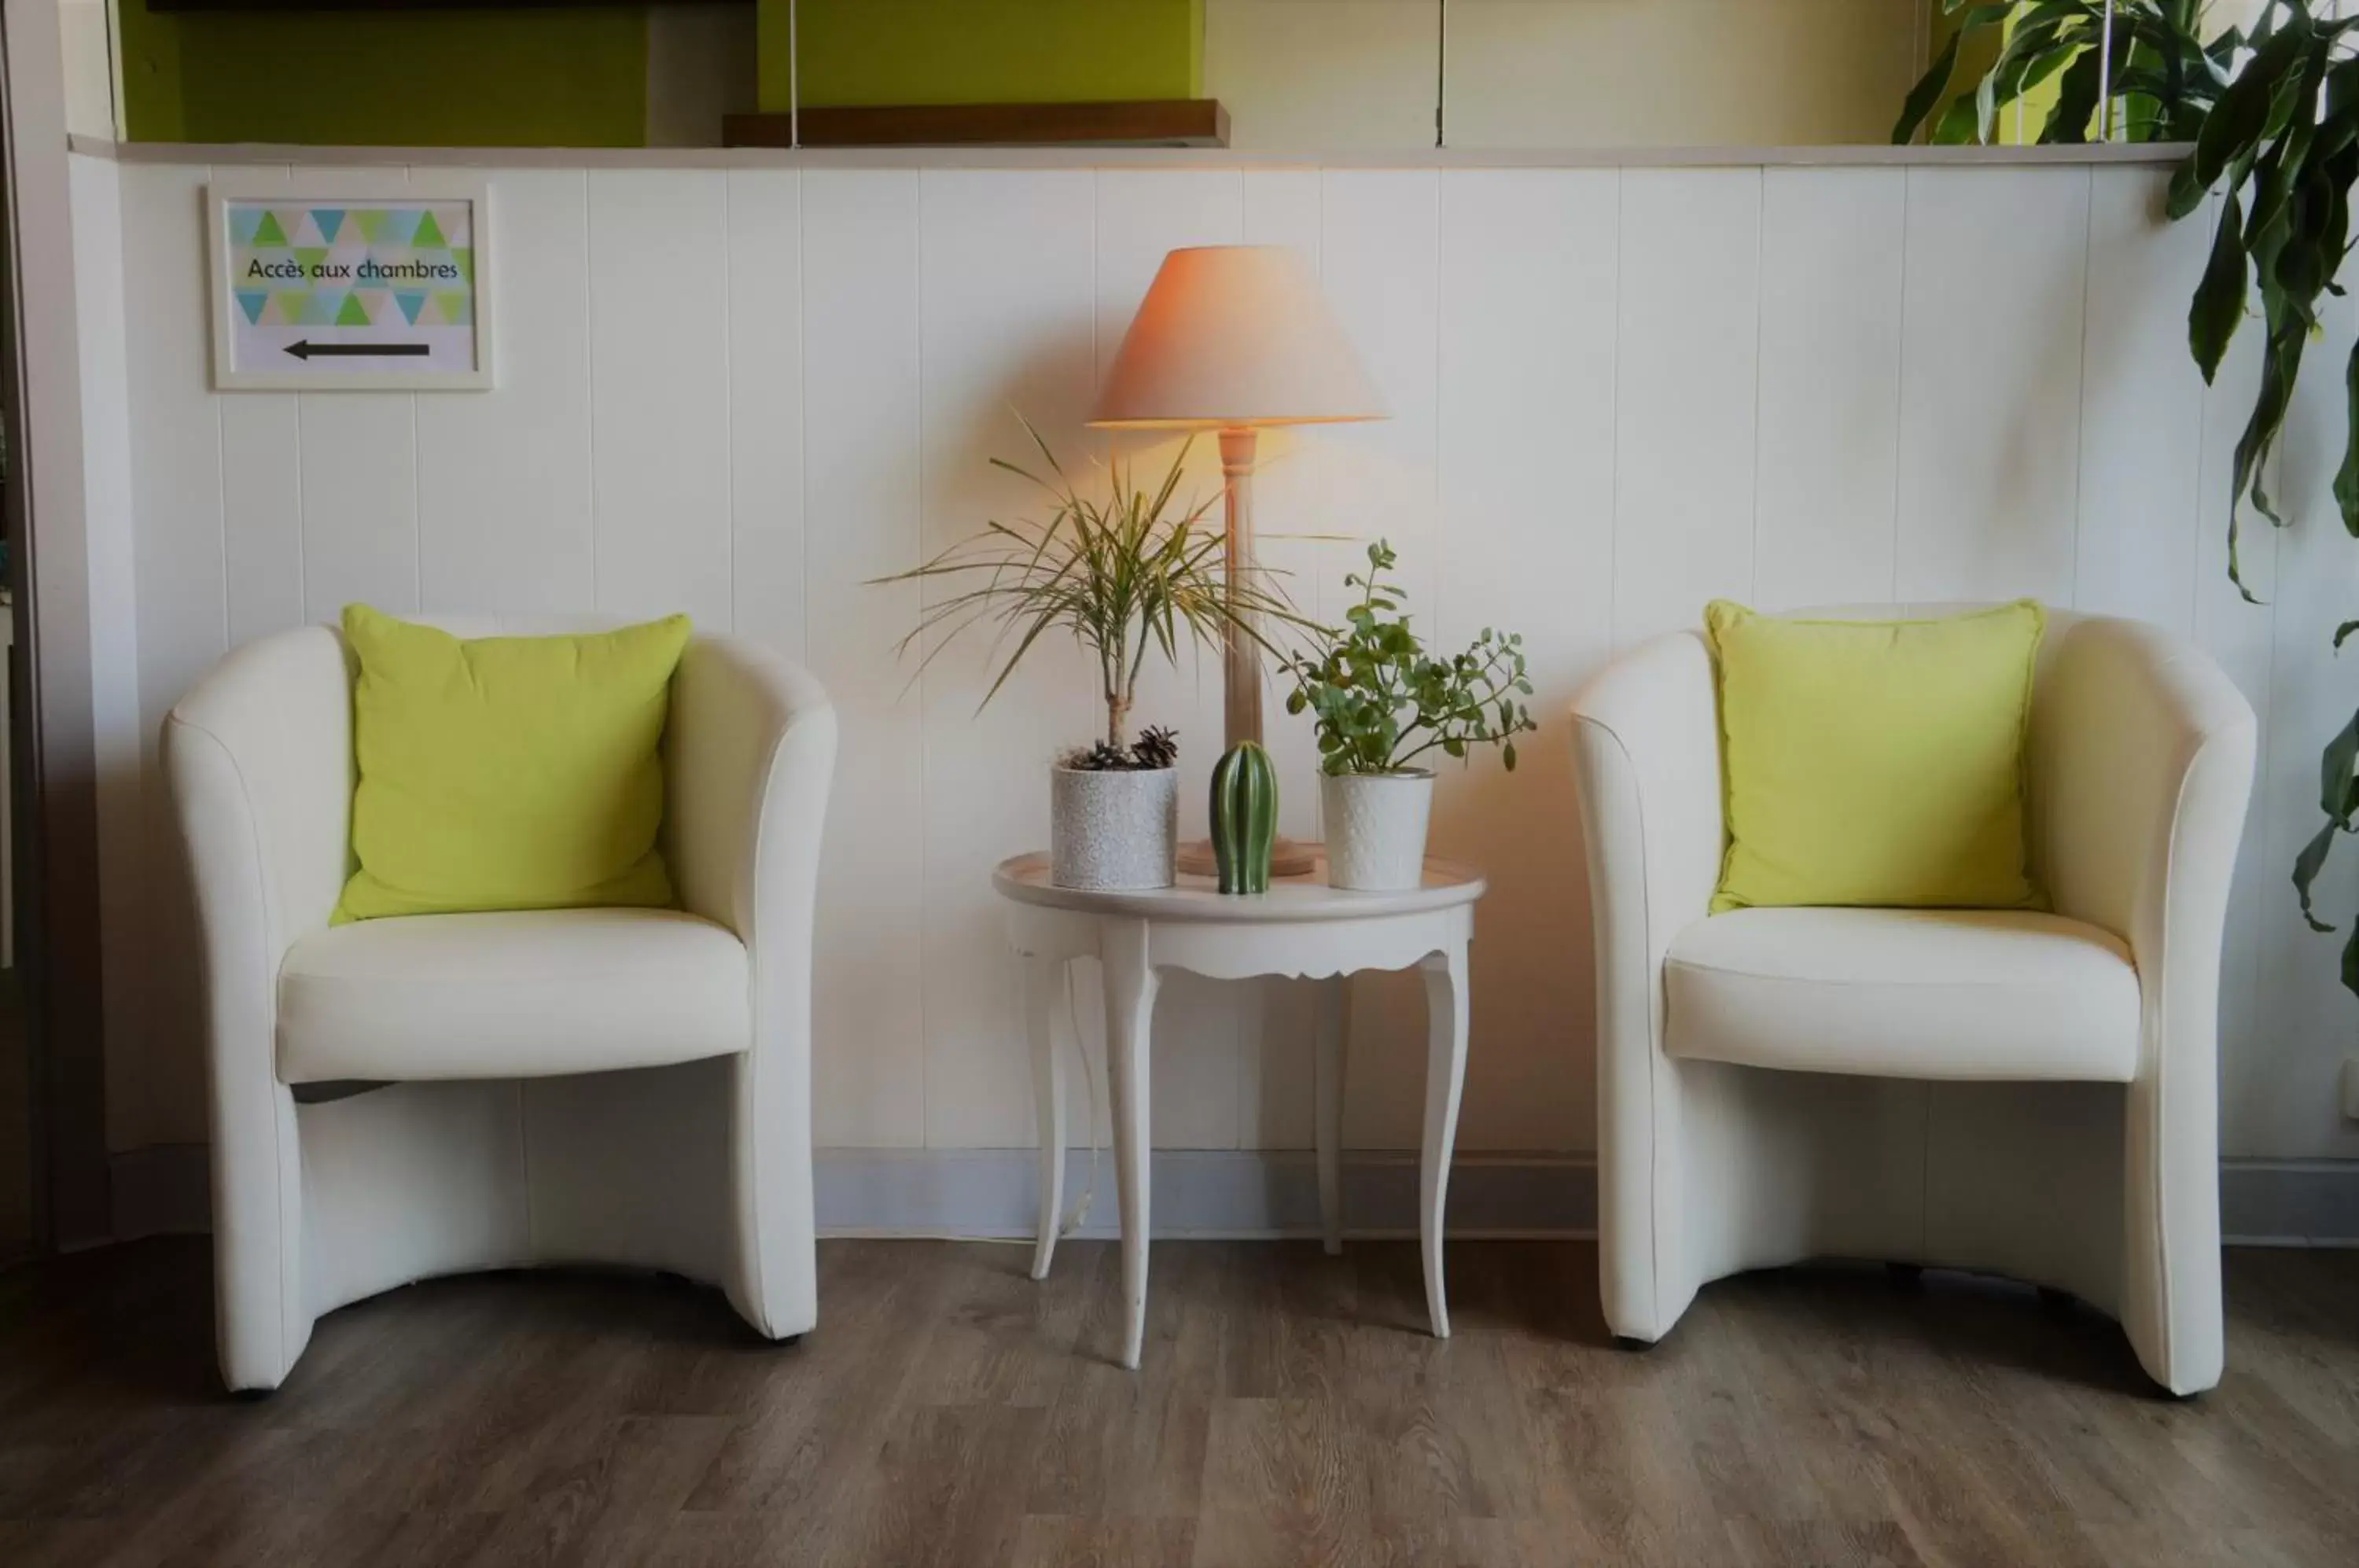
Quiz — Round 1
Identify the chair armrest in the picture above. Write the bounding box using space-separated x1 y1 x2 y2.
1568 631 1727 984
1567 631 1724 1336
2030 617 2258 1056
163 626 356 1047
664 639 838 1011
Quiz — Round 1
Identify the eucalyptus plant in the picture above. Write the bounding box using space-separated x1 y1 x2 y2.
1900 1 2359 995
1283 540 1536 776
876 417 1311 768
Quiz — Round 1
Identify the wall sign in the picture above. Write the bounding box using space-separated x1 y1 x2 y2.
207 175 495 392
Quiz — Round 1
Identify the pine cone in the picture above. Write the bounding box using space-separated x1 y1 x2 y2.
1131 726 1180 771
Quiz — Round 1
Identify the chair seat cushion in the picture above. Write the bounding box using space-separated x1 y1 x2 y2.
1664 907 2140 1083
278 908 749 1084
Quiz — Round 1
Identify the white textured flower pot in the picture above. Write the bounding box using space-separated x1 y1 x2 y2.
1051 764 1179 890
1322 769 1435 891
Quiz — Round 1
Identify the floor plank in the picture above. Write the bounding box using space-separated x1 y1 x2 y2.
0 1239 2353 1566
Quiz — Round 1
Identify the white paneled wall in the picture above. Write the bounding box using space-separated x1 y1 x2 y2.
89 153 2359 1165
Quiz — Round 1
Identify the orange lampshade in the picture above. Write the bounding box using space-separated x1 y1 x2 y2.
1090 245 1388 430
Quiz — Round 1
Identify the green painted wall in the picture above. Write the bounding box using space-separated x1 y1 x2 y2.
757 0 1202 115
120 0 648 147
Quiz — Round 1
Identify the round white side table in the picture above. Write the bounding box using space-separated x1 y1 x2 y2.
992 851 1486 1369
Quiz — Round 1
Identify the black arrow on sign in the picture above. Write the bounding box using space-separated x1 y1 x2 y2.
284 339 431 360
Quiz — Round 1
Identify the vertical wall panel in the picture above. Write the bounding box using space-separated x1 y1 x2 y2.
726 169 807 661
1435 168 1617 1152
587 170 733 629
2247 284 2359 1160
416 170 594 618
800 169 926 1147
120 160 228 1151
298 167 419 624
2074 169 2205 630
916 170 1101 1150
1753 167 1904 610
1239 168 1332 850
216 164 304 645
1895 167 2089 604
1611 168 1762 648
125 162 230 732
1321 169 1445 1150
2192 282 2276 1155
1238 167 1330 1150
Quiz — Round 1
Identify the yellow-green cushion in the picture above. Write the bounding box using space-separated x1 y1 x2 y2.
1705 599 2046 915
334 605 693 924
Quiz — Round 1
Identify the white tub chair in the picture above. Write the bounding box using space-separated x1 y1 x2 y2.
1567 608 2255 1395
164 617 836 1393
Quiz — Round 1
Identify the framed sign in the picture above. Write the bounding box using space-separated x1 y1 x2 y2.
207 174 495 391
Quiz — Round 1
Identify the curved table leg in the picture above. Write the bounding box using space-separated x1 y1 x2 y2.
1025 955 1065 1283
1419 941 1470 1339
1102 918 1158 1369
1315 977 1350 1256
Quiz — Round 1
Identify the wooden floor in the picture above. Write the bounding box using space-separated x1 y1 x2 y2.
0 1238 2353 1566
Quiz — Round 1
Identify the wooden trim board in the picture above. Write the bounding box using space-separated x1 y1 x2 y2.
727 99 1230 149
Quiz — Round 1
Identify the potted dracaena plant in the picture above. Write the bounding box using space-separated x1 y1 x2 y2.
1283 540 1537 891
880 418 1308 891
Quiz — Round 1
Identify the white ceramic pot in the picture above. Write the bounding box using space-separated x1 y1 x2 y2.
1050 764 1179 890
1321 768 1435 891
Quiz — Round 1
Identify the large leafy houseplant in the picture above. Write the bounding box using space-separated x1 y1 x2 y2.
1901 1 2359 995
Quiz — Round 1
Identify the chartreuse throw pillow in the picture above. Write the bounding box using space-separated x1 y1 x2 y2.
1704 599 2046 915
333 605 693 924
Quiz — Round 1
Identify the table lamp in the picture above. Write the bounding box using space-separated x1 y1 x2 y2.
1090 245 1388 875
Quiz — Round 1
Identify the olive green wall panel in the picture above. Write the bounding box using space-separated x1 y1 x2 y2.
757 0 1203 115
120 1 649 147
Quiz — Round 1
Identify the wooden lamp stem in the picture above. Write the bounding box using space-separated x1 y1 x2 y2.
1220 428 1262 753
1181 425 1316 879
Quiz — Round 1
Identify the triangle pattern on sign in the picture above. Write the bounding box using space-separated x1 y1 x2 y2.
395 291 428 325
272 291 308 325
293 247 329 276
236 290 269 325
354 209 387 243
433 290 470 325
230 208 263 245
252 210 289 247
381 208 420 245
304 290 344 326
412 210 447 248
451 248 473 284
311 209 346 243
336 293 373 327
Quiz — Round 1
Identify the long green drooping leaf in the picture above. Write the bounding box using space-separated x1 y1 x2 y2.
2191 190 2248 380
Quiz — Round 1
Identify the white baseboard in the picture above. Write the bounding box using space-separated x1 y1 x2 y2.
105 1143 2359 1249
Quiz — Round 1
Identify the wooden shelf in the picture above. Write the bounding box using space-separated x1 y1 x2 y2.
724 99 1229 150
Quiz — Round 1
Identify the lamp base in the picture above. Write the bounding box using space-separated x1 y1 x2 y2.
1177 835 1319 880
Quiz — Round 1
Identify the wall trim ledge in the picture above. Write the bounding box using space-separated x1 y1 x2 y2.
105 1144 2359 1249
69 134 2190 173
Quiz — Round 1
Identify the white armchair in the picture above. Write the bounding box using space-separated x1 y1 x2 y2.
164 617 836 1393
1567 608 2256 1395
